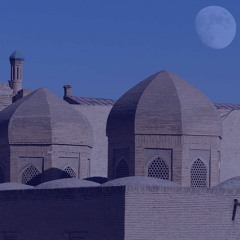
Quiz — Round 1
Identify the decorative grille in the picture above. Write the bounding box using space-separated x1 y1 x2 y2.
4 234 17 240
61 166 76 178
21 165 41 186
148 157 169 180
0 167 4 183
69 232 83 240
116 159 129 178
190 159 207 187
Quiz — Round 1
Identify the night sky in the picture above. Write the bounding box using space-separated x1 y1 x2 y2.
0 0 239 103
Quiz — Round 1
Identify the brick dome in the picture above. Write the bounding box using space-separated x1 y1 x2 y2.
36 178 100 189
0 182 33 190
213 177 240 189
102 176 180 187
107 70 222 137
0 88 93 146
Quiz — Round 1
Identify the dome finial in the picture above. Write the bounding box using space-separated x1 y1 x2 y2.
9 50 24 61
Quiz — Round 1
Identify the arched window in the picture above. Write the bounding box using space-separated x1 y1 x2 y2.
61 166 76 178
116 159 129 179
190 159 208 187
22 166 41 186
148 157 169 180
0 167 4 183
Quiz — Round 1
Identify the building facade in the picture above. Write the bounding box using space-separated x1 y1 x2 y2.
1 52 240 239
107 70 221 187
1 51 240 186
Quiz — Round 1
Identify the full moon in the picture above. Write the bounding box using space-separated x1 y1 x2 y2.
195 6 236 49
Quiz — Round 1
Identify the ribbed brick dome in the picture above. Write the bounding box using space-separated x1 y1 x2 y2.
0 88 93 146
107 70 221 137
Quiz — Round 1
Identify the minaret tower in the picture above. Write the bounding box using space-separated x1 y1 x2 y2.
9 50 24 95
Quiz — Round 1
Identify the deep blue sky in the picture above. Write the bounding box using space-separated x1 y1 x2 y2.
0 0 239 103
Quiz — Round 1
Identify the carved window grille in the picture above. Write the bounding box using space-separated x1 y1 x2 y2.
22 165 41 186
4 234 17 240
61 166 76 178
148 157 169 180
116 159 129 178
0 166 4 183
190 159 208 187
69 232 83 240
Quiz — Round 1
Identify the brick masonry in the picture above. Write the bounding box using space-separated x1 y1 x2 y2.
0 83 12 112
125 186 240 240
0 187 125 240
218 109 240 182
0 185 239 239
73 105 113 177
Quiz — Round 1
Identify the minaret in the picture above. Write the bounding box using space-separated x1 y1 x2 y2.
9 50 24 95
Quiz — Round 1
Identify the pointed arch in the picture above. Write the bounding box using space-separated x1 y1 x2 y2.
61 166 76 178
21 165 41 186
148 157 170 180
115 159 129 179
190 158 208 187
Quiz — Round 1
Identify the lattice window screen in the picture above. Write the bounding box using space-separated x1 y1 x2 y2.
22 165 41 186
4 234 17 240
148 157 169 180
116 159 129 178
190 159 208 187
69 232 83 240
0 167 4 183
61 166 76 178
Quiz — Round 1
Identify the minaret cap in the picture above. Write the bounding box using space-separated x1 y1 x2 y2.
9 50 24 61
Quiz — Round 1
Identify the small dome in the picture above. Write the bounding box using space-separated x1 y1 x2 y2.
9 50 24 61
36 178 100 189
107 70 221 137
102 176 180 187
84 176 108 184
213 177 240 189
0 182 33 191
0 88 93 146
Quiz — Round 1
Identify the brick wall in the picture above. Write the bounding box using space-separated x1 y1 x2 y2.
1 183 240 239
0 84 12 112
0 187 125 240
125 186 240 240
9 144 92 183
218 109 240 181
73 105 112 177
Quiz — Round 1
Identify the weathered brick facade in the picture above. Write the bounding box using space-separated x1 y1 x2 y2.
0 184 239 240
0 88 93 184
107 71 221 187
0 186 125 240
1 52 240 239
0 83 12 112
124 185 240 240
